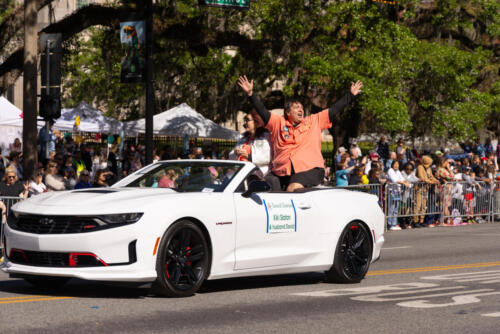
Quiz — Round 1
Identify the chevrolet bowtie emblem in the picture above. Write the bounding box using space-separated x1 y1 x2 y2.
40 218 55 225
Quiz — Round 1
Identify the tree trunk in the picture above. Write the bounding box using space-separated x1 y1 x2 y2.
22 0 38 180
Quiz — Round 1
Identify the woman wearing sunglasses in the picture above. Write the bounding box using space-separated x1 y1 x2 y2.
0 166 29 198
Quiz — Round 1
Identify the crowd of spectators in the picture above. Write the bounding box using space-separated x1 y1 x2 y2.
0 128 499 230
332 136 500 230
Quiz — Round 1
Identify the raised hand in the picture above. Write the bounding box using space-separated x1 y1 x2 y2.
237 75 254 96
350 80 363 96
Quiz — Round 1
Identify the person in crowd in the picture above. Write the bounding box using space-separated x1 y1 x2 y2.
158 169 178 188
74 169 92 189
436 157 455 226
44 161 66 192
335 156 355 187
38 120 57 164
72 149 88 178
375 135 389 165
364 152 379 175
192 147 204 159
473 138 486 158
462 167 481 224
238 75 363 192
29 171 47 196
8 151 23 180
368 166 381 185
384 151 397 172
335 146 347 164
413 156 439 228
229 110 272 175
62 166 77 190
160 144 174 160
347 144 362 168
0 166 29 198
0 147 8 181
0 200 6 223
400 162 419 229
93 169 110 188
470 154 482 175
107 143 119 175
9 138 22 154
348 166 365 185
386 160 409 230
484 138 494 156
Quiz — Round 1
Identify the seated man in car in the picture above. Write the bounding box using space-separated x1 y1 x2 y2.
238 75 363 192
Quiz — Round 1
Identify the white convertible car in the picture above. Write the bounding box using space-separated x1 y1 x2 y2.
1 160 384 297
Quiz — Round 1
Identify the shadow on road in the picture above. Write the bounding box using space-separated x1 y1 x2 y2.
198 272 326 294
0 277 150 299
0 272 327 299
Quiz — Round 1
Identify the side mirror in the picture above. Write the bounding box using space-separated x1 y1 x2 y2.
242 180 270 198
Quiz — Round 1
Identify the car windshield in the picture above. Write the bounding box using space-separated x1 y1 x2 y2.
124 161 244 192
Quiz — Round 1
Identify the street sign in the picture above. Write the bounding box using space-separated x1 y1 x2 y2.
199 0 250 10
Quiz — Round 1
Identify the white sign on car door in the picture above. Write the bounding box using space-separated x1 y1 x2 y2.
233 192 320 270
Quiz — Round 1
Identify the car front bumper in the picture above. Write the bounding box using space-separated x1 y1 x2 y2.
1 223 159 282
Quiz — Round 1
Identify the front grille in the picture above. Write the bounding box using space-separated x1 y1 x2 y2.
9 215 100 234
9 249 106 267
10 250 70 267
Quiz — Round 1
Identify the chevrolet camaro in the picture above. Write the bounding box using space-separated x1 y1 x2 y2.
1 160 384 297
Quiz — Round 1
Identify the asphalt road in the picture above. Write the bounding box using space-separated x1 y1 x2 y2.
1 223 499 334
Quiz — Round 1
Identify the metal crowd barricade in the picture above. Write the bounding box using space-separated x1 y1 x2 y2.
1 196 24 259
384 182 442 228
331 184 383 207
440 181 492 224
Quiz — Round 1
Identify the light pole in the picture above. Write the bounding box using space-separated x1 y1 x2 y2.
145 0 154 164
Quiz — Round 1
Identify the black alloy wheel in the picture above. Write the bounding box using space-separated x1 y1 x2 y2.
155 221 209 297
325 221 373 283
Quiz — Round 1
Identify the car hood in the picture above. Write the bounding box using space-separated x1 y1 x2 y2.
13 187 180 215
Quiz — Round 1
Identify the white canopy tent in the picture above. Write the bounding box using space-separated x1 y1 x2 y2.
123 103 239 140
57 101 124 134
0 97 24 153
0 101 123 154
0 96 23 121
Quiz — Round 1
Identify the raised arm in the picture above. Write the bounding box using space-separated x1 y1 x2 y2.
238 76 271 125
328 80 363 123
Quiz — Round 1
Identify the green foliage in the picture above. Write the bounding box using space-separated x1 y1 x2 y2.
62 27 144 119
60 0 498 141
0 0 15 24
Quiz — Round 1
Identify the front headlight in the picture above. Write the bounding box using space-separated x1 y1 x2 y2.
96 213 143 225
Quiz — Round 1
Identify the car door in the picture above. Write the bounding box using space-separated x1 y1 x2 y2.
233 190 321 270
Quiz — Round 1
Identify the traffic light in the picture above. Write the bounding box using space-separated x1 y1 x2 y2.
39 90 61 120
39 33 62 121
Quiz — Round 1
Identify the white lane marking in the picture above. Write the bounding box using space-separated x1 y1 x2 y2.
382 246 411 250
293 282 437 297
398 291 500 308
421 270 500 284
482 312 500 317
351 288 492 302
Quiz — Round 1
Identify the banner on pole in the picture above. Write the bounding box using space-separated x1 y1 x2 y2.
120 20 146 83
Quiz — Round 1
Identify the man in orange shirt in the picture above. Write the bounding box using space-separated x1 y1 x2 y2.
238 75 363 192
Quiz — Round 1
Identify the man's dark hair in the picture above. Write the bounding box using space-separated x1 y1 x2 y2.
284 99 302 116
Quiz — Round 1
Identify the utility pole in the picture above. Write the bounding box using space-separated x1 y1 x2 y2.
23 0 38 180
145 0 154 164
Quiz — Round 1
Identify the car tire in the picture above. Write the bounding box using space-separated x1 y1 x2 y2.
325 221 373 283
24 276 70 289
154 220 209 297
